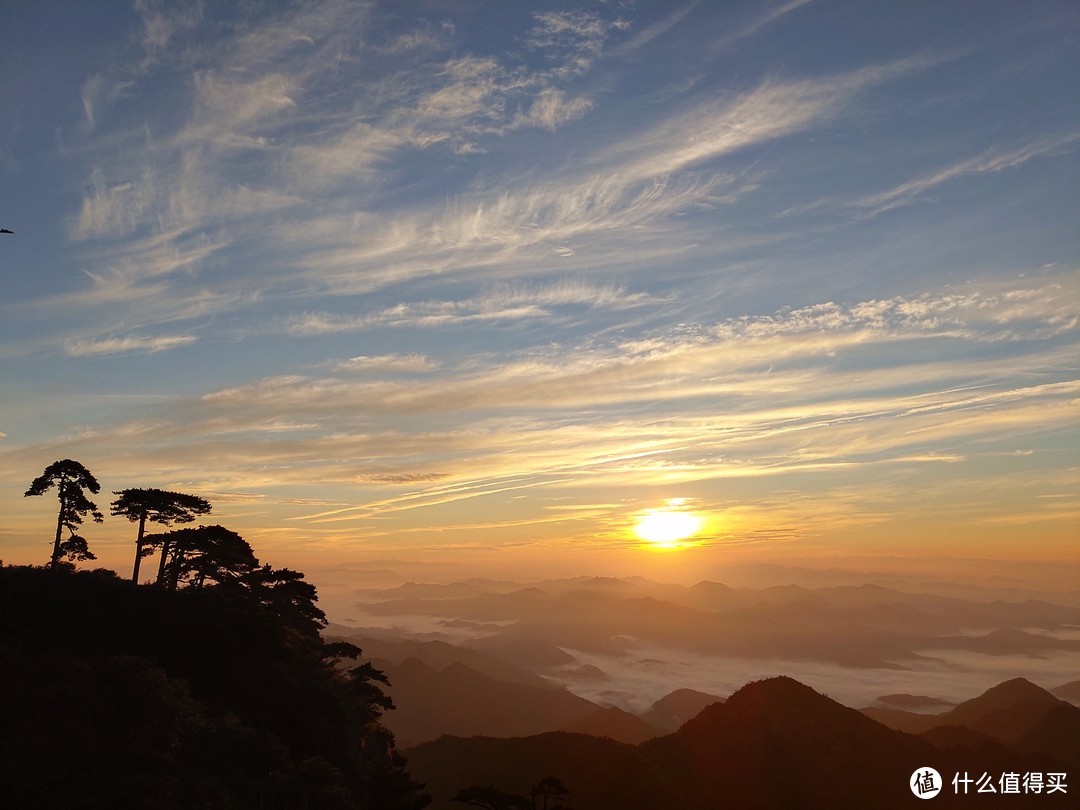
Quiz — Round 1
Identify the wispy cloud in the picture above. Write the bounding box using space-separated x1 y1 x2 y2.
51 0 935 364
279 280 654 335
47 231 231 313
355 472 451 485
516 88 593 132
167 277 1079 484
65 333 198 356
613 3 699 55
330 354 440 373
134 0 203 68
80 74 134 132
783 132 1080 220
597 57 931 183
59 0 640 328
527 9 630 78
74 167 159 240
728 0 814 44
850 132 1080 217
186 72 299 143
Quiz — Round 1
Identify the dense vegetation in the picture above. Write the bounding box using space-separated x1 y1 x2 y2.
0 563 431 809
5 459 429 809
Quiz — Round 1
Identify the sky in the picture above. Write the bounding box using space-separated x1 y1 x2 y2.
2 0 1078 588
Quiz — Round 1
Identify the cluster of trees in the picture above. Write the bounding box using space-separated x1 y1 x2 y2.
9 458 432 808
24 458 264 592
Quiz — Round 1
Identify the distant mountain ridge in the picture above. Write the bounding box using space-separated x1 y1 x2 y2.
864 677 1080 772
1052 679 1080 704
559 706 664 744
407 675 1078 809
346 574 1080 670
334 574 1080 753
639 687 724 731
375 657 599 747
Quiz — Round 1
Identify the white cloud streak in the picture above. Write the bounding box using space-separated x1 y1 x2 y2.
518 88 593 132
851 132 1080 217
66 333 198 356
280 280 653 335
195 279 1078 432
80 74 134 132
731 0 814 43
599 59 929 183
331 354 440 373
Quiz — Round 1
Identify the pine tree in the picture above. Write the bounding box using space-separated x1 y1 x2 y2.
24 459 103 569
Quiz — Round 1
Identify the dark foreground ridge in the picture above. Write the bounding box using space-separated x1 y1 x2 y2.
0 564 430 809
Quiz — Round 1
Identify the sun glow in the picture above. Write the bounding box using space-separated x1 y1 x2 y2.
633 500 704 549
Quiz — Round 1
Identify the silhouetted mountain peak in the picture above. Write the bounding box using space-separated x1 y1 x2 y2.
988 676 1054 697
681 676 862 744
873 693 954 711
1052 679 1080 703
509 586 549 600
934 677 1069 753
395 656 437 677
440 660 485 682
985 627 1035 640
639 688 724 732
560 706 664 744
726 675 826 711
760 584 812 598
690 579 732 591
582 576 627 588
644 676 934 808
948 677 1059 723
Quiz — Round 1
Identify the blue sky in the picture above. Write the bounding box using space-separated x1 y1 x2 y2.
2 1 1077 580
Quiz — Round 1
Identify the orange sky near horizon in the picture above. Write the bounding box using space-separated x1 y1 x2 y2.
5 468 1078 598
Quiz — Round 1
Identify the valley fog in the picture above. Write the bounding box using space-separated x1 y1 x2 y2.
318 565 1080 717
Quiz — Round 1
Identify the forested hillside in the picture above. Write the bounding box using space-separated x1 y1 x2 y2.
0 564 430 809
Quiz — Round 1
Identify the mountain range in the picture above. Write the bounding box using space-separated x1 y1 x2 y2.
333 631 727 746
325 574 1080 805
864 677 1080 771
405 676 1076 809
344 575 1080 670
332 574 1080 733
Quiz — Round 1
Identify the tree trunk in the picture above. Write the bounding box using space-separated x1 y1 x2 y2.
155 535 172 586
131 511 147 583
167 540 185 592
49 481 66 569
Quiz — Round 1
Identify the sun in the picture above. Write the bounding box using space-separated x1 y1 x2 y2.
633 501 704 549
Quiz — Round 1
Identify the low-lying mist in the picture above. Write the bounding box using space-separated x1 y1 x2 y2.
322 568 1080 712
